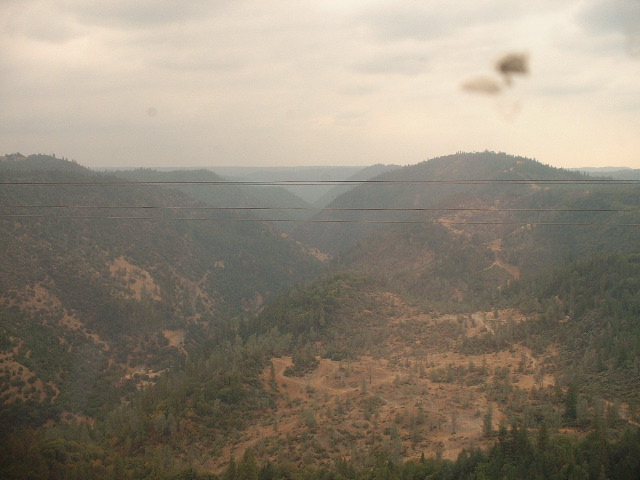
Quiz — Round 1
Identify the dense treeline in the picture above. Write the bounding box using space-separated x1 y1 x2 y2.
250 273 398 361
499 254 640 403
2 422 638 479
4 266 639 479
458 253 640 406
0 320 280 479
323 153 640 311
251 274 372 341
502 187 640 273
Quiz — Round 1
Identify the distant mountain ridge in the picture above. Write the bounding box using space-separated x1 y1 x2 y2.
109 168 315 230
1 153 88 173
575 166 640 180
190 165 365 204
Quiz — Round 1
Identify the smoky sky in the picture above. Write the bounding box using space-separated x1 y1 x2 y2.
1 0 639 168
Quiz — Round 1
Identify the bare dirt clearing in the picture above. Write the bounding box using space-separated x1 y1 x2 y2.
108 256 161 301
209 303 560 472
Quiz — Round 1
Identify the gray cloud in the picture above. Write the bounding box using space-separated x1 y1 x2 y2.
1 1 79 43
360 8 450 42
534 83 601 98
61 0 235 29
353 54 430 75
358 1 528 42
577 0 640 58
577 0 640 36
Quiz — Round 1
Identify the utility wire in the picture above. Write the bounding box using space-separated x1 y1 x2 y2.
2 178 638 223
0 205 632 213
1 214 639 227
1 206 637 224
3 179 640 186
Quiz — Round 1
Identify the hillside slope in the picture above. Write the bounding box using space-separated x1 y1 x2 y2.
312 163 401 208
0 153 322 424
291 152 640 307
292 151 591 256
1 152 639 480
112 168 315 230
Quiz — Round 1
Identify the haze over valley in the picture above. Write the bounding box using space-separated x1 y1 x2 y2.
1 151 640 479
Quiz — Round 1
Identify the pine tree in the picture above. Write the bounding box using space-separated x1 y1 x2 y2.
483 404 494 437
223 455 237 480
237 449 259 480
563 383 578 423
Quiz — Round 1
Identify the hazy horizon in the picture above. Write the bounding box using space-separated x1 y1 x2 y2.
4 151 640 173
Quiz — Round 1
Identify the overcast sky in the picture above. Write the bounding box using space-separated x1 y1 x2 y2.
1 0 639 168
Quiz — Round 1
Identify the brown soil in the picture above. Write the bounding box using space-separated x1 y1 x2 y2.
488 239 520 279
163 330 186 351
205 303 561 473
108 256 161 301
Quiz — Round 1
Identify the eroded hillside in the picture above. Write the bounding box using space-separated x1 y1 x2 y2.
0 154 322 423
205 302 566 472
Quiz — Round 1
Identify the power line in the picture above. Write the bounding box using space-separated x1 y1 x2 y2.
0 204 632 213
3 178 640 186
1 213 639 227
2 178 638 224
2 206 636 224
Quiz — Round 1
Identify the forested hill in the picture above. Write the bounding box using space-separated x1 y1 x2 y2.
0 154 322 321
0 153 86 173
0 153 321 424
2 152 640 480
292 151 592 256
496 253 640 402
110 168 315 229
291 151 640 309
312 163 401 208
